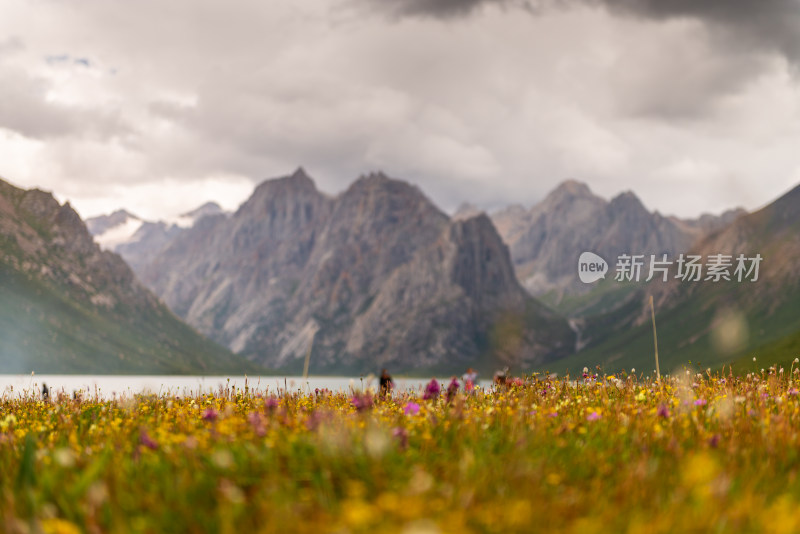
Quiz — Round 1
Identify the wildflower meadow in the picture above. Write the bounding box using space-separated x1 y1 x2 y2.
3 366 800 533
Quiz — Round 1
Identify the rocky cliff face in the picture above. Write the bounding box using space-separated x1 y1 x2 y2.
0 177 255 374
490 180 745 299
0 181 140 310
138 169 574 373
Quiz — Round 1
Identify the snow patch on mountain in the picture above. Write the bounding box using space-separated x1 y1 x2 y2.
94 217 144 249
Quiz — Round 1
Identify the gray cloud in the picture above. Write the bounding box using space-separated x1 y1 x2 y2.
0 0 798 222
372 0 800 62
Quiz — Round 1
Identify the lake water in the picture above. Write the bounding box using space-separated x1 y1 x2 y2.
0 374 493 399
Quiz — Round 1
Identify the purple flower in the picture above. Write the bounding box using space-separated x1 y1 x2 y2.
587 411 601 421
139 429 158 450
422 379 441 401
709 434 721 448
446 378 459 402
693 399 707 407
265 397 279 411
350 393 373 412
248 412 266 436
657 404 671 418
202 408 218 422
404 402 420 416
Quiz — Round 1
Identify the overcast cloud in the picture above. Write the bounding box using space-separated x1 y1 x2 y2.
0 0 798 220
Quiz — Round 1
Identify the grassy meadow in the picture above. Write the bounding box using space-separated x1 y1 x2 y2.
3 369 800 533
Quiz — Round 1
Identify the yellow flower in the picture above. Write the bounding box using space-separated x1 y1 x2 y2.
40 518 82 534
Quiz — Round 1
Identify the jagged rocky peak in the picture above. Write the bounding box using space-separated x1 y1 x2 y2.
350 170 412 194
332 171 448 236
452 202 484 221
18 188 62 220
606 191 654 226
239 167 323 215
543 179 595 204
230 169 330 245
349 171 428 194
609 190 646 211
180 202 224 220
270 166 317 190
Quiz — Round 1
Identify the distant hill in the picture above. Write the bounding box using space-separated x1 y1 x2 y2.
86 202 227 273
0 177 261 374
543 182 800 376
134 168 575 374
489 180 745 303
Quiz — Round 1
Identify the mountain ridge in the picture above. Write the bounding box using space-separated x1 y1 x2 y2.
0 175 260 374
134 169 575 374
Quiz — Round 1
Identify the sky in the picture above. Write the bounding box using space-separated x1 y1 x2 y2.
0 0 798 221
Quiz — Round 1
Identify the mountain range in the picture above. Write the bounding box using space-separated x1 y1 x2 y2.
547 182 800 376
86 202 227 273
121 169 575 374
485 180 745 302
20 164 800 377
0 177 259 374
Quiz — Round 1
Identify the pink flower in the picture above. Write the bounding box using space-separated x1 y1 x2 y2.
423 379 441 401
587 411 601 421
404 402 420 416
694 399 707 407
350 393 373 412
657 404 670 418
446 378 460 402
202 408 218 421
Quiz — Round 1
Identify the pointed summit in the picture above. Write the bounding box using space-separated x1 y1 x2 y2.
180 202 223 219
246 168 320 207
542 179 596 206
351 170 392 188
290 166 310 180
609 190 647 214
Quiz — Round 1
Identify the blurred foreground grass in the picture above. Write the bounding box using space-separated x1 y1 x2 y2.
3 369 800 533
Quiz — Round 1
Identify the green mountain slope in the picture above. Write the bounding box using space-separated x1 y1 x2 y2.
0 177 263 374
540 183 800 377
